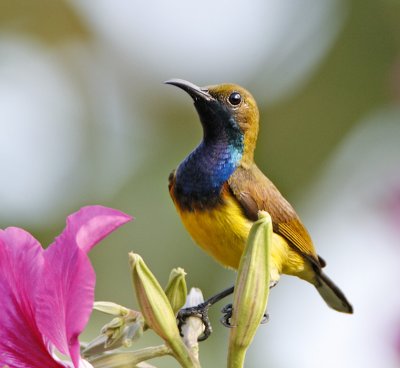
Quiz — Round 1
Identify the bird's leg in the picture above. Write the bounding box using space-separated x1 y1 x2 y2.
178 280 278 340
220 280 278 328
220 304 269 327
177 286 234 341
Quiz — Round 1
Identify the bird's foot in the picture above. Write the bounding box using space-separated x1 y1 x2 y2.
177 302 212 342
220 303 234 327
177 286 235 341
220 303 269 327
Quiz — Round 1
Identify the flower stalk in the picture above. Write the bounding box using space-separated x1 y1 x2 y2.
87 345 171 368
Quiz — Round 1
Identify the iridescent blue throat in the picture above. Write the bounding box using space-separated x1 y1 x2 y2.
175 119 244 206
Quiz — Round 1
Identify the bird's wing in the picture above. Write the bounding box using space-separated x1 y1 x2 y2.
228 164 321 268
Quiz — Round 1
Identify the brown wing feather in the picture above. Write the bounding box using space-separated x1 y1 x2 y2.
228 164 321 268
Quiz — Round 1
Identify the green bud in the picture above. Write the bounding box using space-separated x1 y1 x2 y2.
97 306 143 348
83 319 144 357
94 301 130 317
129 253 200 368
164 267 188 314
101 317 125 348
227 211 272 368
102 317 124 332
83 304 145 356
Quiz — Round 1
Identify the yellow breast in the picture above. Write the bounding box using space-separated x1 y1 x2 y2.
173 192 312 282
176 194 251 269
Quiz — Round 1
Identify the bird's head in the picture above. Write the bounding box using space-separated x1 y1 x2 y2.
165 79 260 165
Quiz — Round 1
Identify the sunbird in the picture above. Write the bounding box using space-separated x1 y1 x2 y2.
166 79 353 316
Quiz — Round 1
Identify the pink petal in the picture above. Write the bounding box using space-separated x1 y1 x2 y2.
36 245 95 368
0 228 64 368
36 205 132 368
54 205 133 254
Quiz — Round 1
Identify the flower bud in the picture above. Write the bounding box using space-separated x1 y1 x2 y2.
83 302 145 356
164 267 188 315
92 302 144 349
227 211 272 368
82 320 144 357
93 301 130 316
129 253 200 368
100 317 125 348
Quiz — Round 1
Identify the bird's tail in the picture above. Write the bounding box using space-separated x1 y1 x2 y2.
314 271 353 314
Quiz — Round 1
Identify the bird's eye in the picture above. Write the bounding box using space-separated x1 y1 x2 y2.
228 92 242 106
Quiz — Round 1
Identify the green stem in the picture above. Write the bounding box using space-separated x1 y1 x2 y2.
227 346 246 368
89 344 172 368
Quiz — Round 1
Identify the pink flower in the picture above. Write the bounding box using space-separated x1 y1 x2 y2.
0 205 132 368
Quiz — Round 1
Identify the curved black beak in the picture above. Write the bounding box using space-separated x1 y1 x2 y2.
165 79 214 102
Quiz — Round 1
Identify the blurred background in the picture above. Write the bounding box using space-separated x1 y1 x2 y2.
1 0 399 366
